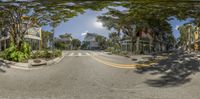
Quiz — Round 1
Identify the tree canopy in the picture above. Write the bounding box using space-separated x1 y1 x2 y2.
1 1 200 36
1 1 200 52
97 1 200 53
0 1 114 28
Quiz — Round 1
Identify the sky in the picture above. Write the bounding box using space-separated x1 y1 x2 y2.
43 8 112 41
168 17 193 39
43 7 192 41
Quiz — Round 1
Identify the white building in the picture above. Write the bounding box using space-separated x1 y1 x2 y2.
83 33 99 50
0 27 42 51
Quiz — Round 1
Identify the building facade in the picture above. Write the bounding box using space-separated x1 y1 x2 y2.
83 33 99 50
0 27 42 51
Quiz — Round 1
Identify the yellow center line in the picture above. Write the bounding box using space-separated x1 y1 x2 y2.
91 55 157 69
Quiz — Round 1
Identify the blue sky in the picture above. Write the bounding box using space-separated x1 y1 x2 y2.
168 17 193 39
43 8 192 41
43 8 112 41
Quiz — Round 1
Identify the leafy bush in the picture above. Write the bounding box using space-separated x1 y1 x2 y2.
105 46 128 56
3 42 31 62
31 50 50 59
41 50 52 58
31 50 62 59
53 50 62 57
120 51 128 56
105 47 121 54
105 47 114 52
30 51 39 59
0 51 4 58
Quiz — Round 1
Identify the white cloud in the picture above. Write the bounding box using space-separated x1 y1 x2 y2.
81 31 88 36
175 25 180 30
94 21 104 29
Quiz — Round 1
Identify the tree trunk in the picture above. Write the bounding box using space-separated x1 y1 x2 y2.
117 29 121 48
136 37 140 54
162 43 165 51
4 40 6 50
0 40 1 51
158 42 161 52
131 36 134 54
149 40 153 53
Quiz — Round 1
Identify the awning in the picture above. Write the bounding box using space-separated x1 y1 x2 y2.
24 35 41 40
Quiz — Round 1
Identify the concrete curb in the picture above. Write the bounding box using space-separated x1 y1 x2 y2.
5 55 65 70
46 55 65 66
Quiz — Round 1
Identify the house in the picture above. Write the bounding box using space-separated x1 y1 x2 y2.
0 26 42 51
83 33 99 50
120 30 154 54
25 27 42 50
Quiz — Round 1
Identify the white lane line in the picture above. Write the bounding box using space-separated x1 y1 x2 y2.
78 53 82 56
69 53 74 56
66 52 92 56
86 53 90 56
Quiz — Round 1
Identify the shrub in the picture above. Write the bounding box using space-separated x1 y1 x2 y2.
105 47 128 56
3 42 31 62
40 50 52 58
120 51 128 56
53 50 62 57
105 47 114 52
0 51 4 58
31 51 39 59
31 50 62 59
31 50 50 59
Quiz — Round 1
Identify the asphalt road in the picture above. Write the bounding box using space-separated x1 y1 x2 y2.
0 50 200 99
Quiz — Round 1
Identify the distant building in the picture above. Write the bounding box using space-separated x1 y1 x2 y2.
54 36 72 50
83 33 99 50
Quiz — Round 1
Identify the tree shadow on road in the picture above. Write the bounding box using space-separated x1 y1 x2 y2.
0 60 10 73
134 51 200 87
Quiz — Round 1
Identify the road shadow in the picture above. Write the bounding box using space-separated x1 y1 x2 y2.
0 60 10 73
134 51 200 87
